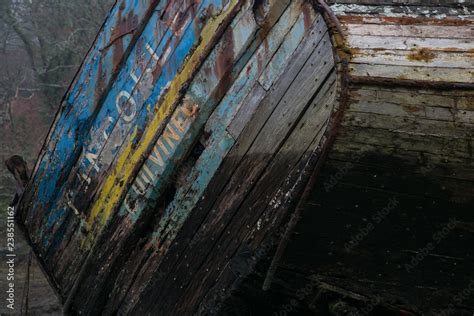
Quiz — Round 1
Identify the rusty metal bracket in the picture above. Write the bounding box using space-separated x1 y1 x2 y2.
313 0 344 38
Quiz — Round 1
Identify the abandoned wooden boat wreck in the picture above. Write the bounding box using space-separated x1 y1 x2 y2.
12 0 473 314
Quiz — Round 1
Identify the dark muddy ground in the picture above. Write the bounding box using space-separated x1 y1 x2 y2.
0 220 62 315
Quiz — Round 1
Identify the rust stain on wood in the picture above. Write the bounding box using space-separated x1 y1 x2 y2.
407 48 436 63
402 104 423 113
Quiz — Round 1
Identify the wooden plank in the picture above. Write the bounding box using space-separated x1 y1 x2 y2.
227 83 267 138
342 111 474 138
327 144 474 181
329 0 474 6
257 12 325 91
350 63 474 83
349 100 455 121
346 24 474 39
349 97 474 125
354 85 474 97
348 86 462 108
336 126 472 159
351 49 474 69
329 139 474 168
337 15 474 27
347 35 473 51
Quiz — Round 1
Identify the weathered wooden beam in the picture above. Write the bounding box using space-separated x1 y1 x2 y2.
327 0 474 6
349 76 474 90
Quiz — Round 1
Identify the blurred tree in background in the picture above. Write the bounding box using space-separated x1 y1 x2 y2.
0 0 114 209
0 0 114 105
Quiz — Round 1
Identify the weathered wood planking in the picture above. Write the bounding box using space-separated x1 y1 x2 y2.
39 0 232 255
330 3 473 19
255 2 474 315
349 86 474 108
67 2 333 314
62 0 246 298
345 24 474 39
50 1 338 313
328 0 472 6
337 15 474 25
20 0 165 250
351 50 474 69
347 35 472 51
129 16 336 315
152 0 315 255
192 72 336 308
335 2 474 85
15 1 244 296
51 0 296 308
348 87 474 125
19 0 160 224
33 0 222 293
350 64 474 82
343 111 473 138
67 2 259 311
330 1 474 207
195 76 337 313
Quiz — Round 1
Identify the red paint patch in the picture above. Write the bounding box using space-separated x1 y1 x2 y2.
402 105 423 113
302 4 312 30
